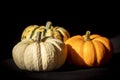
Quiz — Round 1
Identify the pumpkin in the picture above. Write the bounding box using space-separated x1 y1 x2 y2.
65 31 113 67
21 21 70 42
12 32 67 71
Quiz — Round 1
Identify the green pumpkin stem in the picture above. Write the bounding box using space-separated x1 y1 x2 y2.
42 21 52 37
85 31 91 41
46 21 52 30
36 32 41 43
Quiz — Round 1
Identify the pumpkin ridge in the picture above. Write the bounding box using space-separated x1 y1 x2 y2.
33 43 40 70
12 42 29 69
93 37 113 64
40 37 64 70
56 28 70 41
91 40 97 66
83 41 96 66
92 40 107 66
46 38 63 51
93 37 113 52
40 42 51 70
51 43 63 69
54 30 64 41
56 27 70 39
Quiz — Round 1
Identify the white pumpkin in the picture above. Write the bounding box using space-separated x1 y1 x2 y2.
12 32 67 71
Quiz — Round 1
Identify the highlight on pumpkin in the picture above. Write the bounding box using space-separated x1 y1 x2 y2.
65 30 114 67
21 21 70 42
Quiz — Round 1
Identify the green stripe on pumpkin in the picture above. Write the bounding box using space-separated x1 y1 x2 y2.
30 26 40 38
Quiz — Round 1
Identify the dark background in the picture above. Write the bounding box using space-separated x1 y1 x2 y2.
1 14 120 79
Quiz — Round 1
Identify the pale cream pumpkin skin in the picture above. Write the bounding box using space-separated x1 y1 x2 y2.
21 21 70 42
65 31 113 67
12 33 67 71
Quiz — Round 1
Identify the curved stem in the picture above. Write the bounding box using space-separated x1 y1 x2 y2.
85 31 91 41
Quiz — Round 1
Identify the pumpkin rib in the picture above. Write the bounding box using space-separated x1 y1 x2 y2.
90 34 101 39
51 44 62 69
45 38 67 68
93 37 113 53
92 40 106 66
72 35 84 40
45 38 63 51
24 43 40 71
53 30 63 41
55 27 70 41
83 41 96 67
12 40 33 69
40 42 57 70
93 37 113 64
45 41 61 69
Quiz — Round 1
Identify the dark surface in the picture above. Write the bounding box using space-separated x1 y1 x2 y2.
1 53 120 80
1 15 120 80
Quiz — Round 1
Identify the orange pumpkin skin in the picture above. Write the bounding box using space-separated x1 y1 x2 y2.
65 31 114 67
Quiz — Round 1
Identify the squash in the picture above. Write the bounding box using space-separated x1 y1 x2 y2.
65 31 113 67
21 21 70 42
12 32 67 71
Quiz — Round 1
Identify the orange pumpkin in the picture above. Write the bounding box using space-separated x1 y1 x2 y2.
65 31 114 67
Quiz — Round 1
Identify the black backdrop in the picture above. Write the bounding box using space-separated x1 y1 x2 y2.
1 15 120 80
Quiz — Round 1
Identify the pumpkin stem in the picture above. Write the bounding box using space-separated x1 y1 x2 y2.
42 21 52 37
85 31 91 41
36 32 41 43
46 21 52 30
